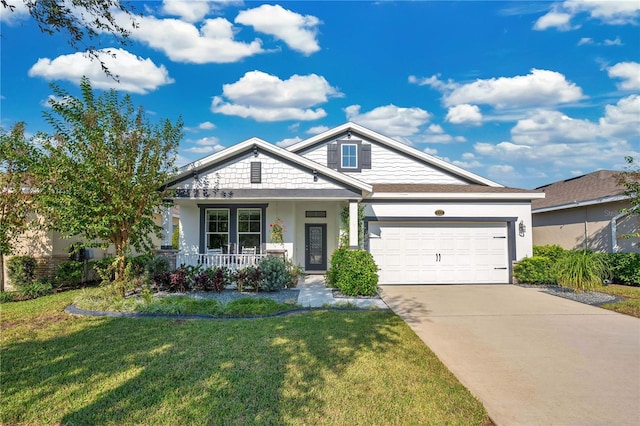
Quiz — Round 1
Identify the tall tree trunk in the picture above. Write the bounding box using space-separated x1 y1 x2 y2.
0 252 5 292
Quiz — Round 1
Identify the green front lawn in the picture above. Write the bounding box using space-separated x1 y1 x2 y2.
1 290 489 425
595 284 640 318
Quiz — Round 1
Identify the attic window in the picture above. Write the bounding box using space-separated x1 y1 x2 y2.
341 144 357 169
250 162 261 184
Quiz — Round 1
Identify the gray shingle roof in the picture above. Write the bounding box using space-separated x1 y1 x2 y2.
532 170 625 210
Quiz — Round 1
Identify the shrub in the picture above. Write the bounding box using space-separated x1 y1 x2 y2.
19 278 53 299
325 248 349 288
0 291 16 303
608 252 640 286
54 260 84 289
533 245 567 262
90 258 116 284
259 256 289 292
513 256 557 285
7 256 37 287
170 268 189 292
329 249 379 296
146 255 170 276
554 250 610 292
152 271 172 291
235 266 263 292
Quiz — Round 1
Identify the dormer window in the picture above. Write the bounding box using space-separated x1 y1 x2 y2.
327 139 371 172
341 144 358 169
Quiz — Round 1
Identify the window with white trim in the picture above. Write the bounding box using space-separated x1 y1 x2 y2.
205 209 229 252
341 144 357 169
238 208 261 252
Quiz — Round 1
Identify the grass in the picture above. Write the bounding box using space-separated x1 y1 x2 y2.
73 288 296 317
594 284 640 318
1 290 489 425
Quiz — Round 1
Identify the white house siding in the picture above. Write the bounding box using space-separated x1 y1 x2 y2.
364 201 534 261
179 152 343 191
301 138 467 185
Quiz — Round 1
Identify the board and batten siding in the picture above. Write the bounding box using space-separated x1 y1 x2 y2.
178 152 344 191
300 138 468 185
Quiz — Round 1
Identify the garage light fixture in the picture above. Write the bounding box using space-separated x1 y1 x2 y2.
519 220 526 237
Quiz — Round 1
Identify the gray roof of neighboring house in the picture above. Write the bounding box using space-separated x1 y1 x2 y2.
532 170 626 211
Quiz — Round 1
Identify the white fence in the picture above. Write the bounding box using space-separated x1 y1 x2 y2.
177 253 267 270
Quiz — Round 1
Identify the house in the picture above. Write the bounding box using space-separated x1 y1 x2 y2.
162 122 544 285
532 170 639 253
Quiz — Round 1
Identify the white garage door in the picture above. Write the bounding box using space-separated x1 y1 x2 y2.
369 222 509 284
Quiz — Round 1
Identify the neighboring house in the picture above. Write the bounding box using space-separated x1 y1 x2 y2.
163 122 543 285
2 209 180 290
532 170 639 253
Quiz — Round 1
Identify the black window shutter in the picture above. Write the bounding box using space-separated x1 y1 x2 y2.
327 144 338 169
361 144 371 169
250 162 261 183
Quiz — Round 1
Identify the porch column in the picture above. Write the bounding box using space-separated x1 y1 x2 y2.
161 202 173 250
349 200 359 249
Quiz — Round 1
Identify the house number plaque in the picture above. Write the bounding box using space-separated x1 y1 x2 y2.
435 209 445 216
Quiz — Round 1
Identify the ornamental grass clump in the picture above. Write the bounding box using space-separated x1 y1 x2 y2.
554 250 610 292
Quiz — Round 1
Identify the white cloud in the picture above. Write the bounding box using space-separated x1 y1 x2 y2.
535 1 640 31
198 121 216 130
599 94 640 138
565 0 640 25
211 71 341 122
184 136 225 154
607 62 640 90
604 37 623 46
235 4 321 55
125 14 264 64
160 1 211 22
276 136 302 148
307 125 329 134
28 48 174 94
344 104 431 138
446 104 483 125
0 0 29 24
578 37 594 45
473 96 640 175
534 8 575 30
408 74 458 91
444 69 584 109
488 165 518 178
511 109 599 145
427 124 444 134
423 147 438 155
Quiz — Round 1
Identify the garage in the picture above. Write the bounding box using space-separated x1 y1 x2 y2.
368 222 510 284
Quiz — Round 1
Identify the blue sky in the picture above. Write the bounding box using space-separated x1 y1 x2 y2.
1 0 639 189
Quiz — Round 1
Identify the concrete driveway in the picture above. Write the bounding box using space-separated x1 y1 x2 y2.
380 284 640 426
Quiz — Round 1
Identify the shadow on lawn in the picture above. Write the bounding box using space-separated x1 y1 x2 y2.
2 310 403 425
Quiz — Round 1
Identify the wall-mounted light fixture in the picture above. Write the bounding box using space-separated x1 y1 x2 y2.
192 170 199 181
346 130 352 139
253 145 258 157
313 170 318 182
519 220 526 237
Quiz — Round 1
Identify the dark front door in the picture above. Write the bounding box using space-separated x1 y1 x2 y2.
305 224 327 271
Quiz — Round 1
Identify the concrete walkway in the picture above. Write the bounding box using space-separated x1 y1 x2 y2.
380 284 640 426
297 275 388 309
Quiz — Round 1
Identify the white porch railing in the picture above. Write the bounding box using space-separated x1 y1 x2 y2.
177 253 267 270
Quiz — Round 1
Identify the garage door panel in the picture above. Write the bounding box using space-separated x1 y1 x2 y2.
370 223 509 284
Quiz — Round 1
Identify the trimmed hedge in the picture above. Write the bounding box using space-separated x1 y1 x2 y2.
326 248 379 296
514 256 557 285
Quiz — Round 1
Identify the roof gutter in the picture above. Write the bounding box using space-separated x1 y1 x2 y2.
532 194 629 214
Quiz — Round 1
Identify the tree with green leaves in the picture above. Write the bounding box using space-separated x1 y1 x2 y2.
1 0 136 77
0 122 38 291
35 76 183 294
618 156 640 244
